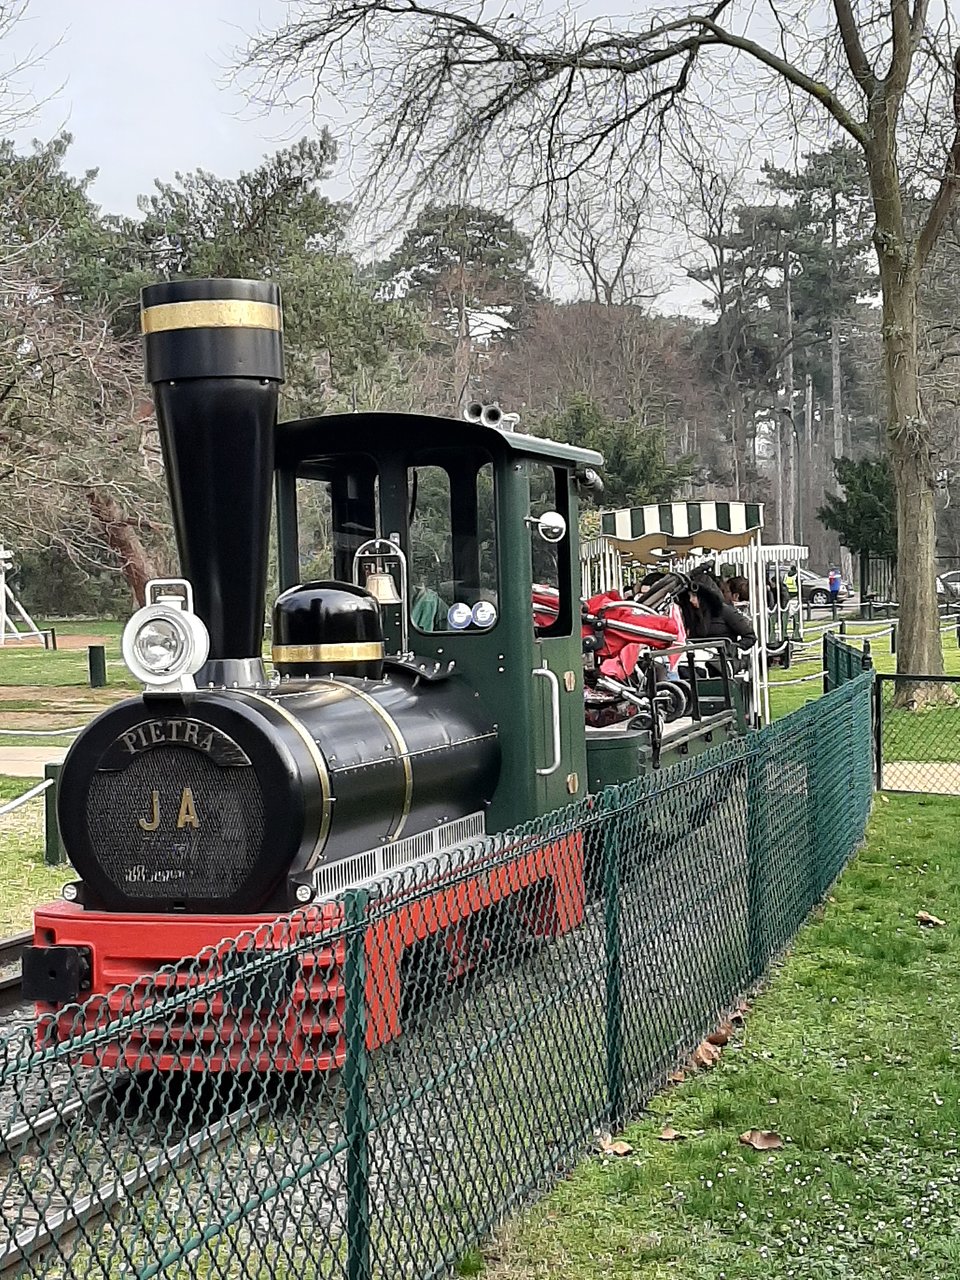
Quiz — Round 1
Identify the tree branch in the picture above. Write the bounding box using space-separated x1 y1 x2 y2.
832 0 878 99
915 46 960 273
695 17 868 145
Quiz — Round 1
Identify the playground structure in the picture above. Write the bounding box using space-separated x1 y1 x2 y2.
0 546 43 646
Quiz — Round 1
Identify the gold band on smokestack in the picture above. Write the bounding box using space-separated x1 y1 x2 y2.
140 278 284 686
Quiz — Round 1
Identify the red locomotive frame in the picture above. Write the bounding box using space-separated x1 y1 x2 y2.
35 835 584 1072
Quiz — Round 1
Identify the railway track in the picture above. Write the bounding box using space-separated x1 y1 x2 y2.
0 1093 271 1275
0 933 29 1011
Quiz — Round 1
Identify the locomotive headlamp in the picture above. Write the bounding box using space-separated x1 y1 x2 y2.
122 579 210 689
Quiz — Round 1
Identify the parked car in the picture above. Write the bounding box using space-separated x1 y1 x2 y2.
798 569 850 606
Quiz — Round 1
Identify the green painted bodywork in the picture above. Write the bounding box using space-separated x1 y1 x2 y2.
273 411 745 835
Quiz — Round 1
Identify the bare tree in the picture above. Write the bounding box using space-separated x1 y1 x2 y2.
244 0 960 683
548 177 661 305
0 266 170 604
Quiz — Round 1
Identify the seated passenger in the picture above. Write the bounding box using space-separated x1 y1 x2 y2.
727 575 750 605
680 575 757 649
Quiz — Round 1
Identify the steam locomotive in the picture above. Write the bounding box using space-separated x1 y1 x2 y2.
23 278 746 1070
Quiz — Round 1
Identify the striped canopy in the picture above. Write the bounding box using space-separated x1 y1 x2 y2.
600 501 764 563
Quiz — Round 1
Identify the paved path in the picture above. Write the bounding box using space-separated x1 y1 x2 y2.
883 761 960 796
0 747 68 778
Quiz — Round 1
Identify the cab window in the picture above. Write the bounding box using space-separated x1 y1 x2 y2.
526 461 573 637
295 454 379 581
408 450 497 632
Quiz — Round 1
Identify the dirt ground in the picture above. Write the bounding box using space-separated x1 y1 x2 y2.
1 633 107 652
0 747 68 777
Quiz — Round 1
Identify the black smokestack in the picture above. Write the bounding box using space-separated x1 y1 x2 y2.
140 278 284 686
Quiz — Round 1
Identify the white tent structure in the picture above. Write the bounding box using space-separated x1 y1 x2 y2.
582 501 775 725
0 546 43 646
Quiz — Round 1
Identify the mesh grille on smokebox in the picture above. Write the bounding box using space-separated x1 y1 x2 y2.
86 747 265 902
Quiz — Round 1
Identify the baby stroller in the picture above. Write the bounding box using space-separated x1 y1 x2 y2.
582 582 693 727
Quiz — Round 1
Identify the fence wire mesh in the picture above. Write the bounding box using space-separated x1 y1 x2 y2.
876 674 960 795
0 674 874 1280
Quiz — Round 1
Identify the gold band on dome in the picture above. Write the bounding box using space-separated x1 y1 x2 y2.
140 299 282 334
272 642 385 664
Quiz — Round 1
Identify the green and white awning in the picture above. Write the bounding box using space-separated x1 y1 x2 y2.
600 501 764 562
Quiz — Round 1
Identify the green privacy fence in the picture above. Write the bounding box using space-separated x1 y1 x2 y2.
823 629 873 692
0 673 874 1279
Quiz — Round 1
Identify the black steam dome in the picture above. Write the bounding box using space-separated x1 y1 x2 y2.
273 582 385 679
140 278 284 688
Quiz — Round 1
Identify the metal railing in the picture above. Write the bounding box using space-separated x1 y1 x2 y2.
0 674 874 1279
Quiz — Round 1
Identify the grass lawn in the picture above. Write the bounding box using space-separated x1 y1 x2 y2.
0 618 134 691
768 619 960 721
481 793 960 1280
0 776 70 932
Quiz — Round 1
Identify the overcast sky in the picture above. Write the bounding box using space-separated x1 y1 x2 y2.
4 0 715 312
6 1 302 214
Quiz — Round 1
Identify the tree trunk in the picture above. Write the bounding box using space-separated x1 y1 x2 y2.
831 321 854 583
775 401 784 542
831 322 844 461
454 255 472 412
803 375 813 549
783 250 796 542
86 488 158 607
730 391 743 495
862 103 944 684
880 267 943 683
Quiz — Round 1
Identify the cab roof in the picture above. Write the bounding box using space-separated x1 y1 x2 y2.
275 411 604 471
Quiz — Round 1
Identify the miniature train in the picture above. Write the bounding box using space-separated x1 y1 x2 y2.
24 278 756 1070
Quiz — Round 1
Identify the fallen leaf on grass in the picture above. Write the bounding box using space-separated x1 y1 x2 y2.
917 911 946 927
707 1021 733 1047
598 1134 633 1156
730 1000 750 1025
689 1041 721 1071
739 1129 784 1151
667 1070 686 1085
879 793 890 803
657 1125 686 1142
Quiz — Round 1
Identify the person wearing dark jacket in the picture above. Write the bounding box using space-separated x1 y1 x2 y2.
680 574 757 649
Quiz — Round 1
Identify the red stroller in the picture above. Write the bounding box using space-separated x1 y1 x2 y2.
533 583 689 727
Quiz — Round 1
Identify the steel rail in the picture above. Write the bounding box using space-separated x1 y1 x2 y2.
0 1085 111 1156
0 1097 271 1274
0 932 32 1012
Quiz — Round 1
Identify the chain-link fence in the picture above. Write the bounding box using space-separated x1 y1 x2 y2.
0 673 874 1280
875 674 960 795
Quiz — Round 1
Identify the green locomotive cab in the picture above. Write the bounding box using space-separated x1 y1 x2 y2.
273 411 750 831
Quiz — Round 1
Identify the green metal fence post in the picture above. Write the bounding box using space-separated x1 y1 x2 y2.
807 712 830 904
890 623 897 656
88 644 107 688
43 762 63 865
747 739 770 983
602 787 624 1130
343 888 371 1280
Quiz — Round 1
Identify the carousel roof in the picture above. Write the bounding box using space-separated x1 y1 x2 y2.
600 501 764 562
